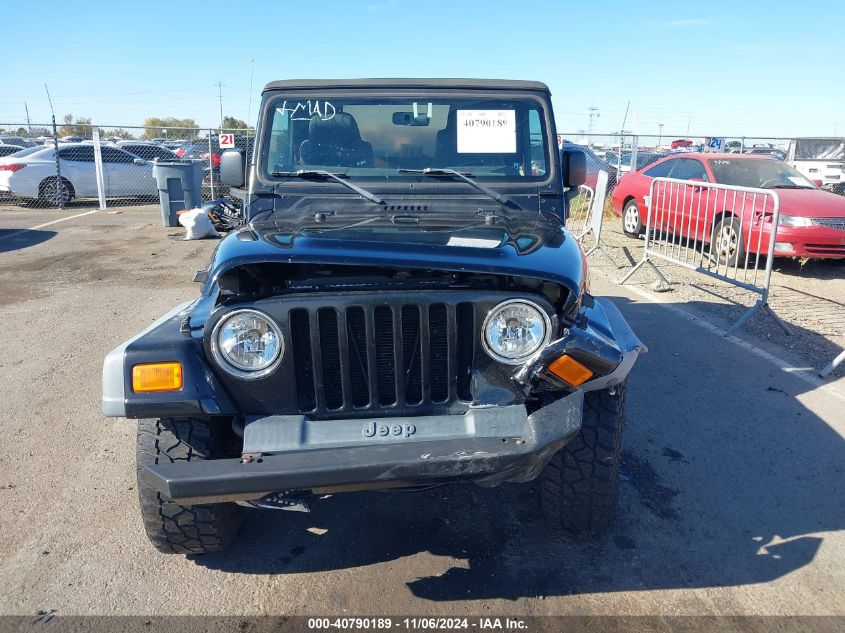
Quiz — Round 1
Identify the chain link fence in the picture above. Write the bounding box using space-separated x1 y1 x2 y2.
559 132 845 197
1 124 843 210
0 123 254 209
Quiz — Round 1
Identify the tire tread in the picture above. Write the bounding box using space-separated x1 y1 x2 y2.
540 383 626 533
137 418 240 555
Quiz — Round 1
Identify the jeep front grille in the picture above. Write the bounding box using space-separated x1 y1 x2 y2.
288 300 475 416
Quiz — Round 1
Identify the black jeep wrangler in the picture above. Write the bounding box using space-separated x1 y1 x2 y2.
102 79 645 555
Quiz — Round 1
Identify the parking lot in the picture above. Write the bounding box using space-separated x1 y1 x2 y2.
0 204 842 618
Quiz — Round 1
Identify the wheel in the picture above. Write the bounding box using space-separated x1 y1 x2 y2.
622 199 644 237
38 177 74 207
711 215 745 267
137 417 241 555
540 382 626 534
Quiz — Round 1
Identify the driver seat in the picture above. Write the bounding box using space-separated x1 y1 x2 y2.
299 113 374 168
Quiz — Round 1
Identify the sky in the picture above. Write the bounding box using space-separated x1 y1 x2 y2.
1 0 843 140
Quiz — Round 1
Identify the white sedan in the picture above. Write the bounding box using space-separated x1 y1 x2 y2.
0 143 156 206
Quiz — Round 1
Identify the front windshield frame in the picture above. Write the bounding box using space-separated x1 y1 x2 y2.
708 158 816 189
256 89 557 190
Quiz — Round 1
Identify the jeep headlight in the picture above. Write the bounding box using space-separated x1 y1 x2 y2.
482 300 551 365
778 215 813 227
212 309 283 378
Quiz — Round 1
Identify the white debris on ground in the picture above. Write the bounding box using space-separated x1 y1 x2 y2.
178 208 219 240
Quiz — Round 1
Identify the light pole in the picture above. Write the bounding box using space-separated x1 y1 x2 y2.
657 123 664 147
587 106 599 146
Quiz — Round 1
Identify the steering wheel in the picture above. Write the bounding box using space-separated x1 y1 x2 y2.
759 178 780 189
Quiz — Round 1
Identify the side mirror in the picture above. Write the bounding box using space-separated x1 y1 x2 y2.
811 179 823 188
220 149 245 188
561 149 587 188
133 158 146 166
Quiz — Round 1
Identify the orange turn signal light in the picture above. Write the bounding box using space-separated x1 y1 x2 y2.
132 362 183 393
548 355 593 386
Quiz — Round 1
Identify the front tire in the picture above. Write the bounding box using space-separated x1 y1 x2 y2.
622 199 644 237
540 383 626 534
711 216 745 267
137 418 241 555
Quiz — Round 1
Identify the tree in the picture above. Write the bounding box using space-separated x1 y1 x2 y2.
142 117 199 140
221 116 252 132
104 128 135 140
59 114 93 138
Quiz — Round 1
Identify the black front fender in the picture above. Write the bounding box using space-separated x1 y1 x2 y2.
101 302 237 419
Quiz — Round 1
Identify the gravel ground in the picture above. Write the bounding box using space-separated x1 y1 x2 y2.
0 205 842 621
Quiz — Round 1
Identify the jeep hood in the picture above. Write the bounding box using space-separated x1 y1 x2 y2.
203 211 587 299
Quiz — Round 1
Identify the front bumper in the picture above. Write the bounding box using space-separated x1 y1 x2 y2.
142 390 584 504
773 225 845 259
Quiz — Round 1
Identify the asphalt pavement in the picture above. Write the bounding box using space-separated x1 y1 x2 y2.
0 207 842 617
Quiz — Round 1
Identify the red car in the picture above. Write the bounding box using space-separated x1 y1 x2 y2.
611 152 845 259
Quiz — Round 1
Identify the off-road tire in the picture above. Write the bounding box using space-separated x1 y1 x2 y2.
137 417 241 555
622 199 644 237
540 382 626 534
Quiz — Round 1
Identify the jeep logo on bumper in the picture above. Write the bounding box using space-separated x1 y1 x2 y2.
363 421 417 438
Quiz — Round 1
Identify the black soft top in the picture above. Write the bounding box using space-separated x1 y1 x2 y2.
262 78 550 93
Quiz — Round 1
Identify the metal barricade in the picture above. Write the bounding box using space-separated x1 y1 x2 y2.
620 177 792 336
567 184 593 238
574 170 618 267
819 349 845 378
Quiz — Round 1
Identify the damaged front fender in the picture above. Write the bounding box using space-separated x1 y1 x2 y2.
515 296 646 395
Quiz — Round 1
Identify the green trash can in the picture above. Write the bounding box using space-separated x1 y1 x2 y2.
152 159 203 227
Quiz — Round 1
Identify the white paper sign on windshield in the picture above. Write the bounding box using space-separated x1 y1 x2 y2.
456 110 516 154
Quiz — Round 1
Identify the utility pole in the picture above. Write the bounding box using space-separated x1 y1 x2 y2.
587 106 599 146
247 59 255 129
218 81 224 132
686 113 691 137
24 102 32 134
657 123 664 147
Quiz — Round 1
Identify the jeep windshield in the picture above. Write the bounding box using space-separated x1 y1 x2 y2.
262 96 551 183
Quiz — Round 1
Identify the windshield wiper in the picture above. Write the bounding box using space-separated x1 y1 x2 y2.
398 168 511 206
271 169 384 205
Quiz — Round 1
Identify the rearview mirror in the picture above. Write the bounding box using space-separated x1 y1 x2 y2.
220 150 245 188
561 149 587 188
392 112 431 126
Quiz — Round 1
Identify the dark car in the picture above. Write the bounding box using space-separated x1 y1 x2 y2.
743 147 786 161
176 136 255 196
605 151 667 174
102 79 645 555
116 141 178 162
0 144 24 158
0 136 36 148
560 140 617 193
